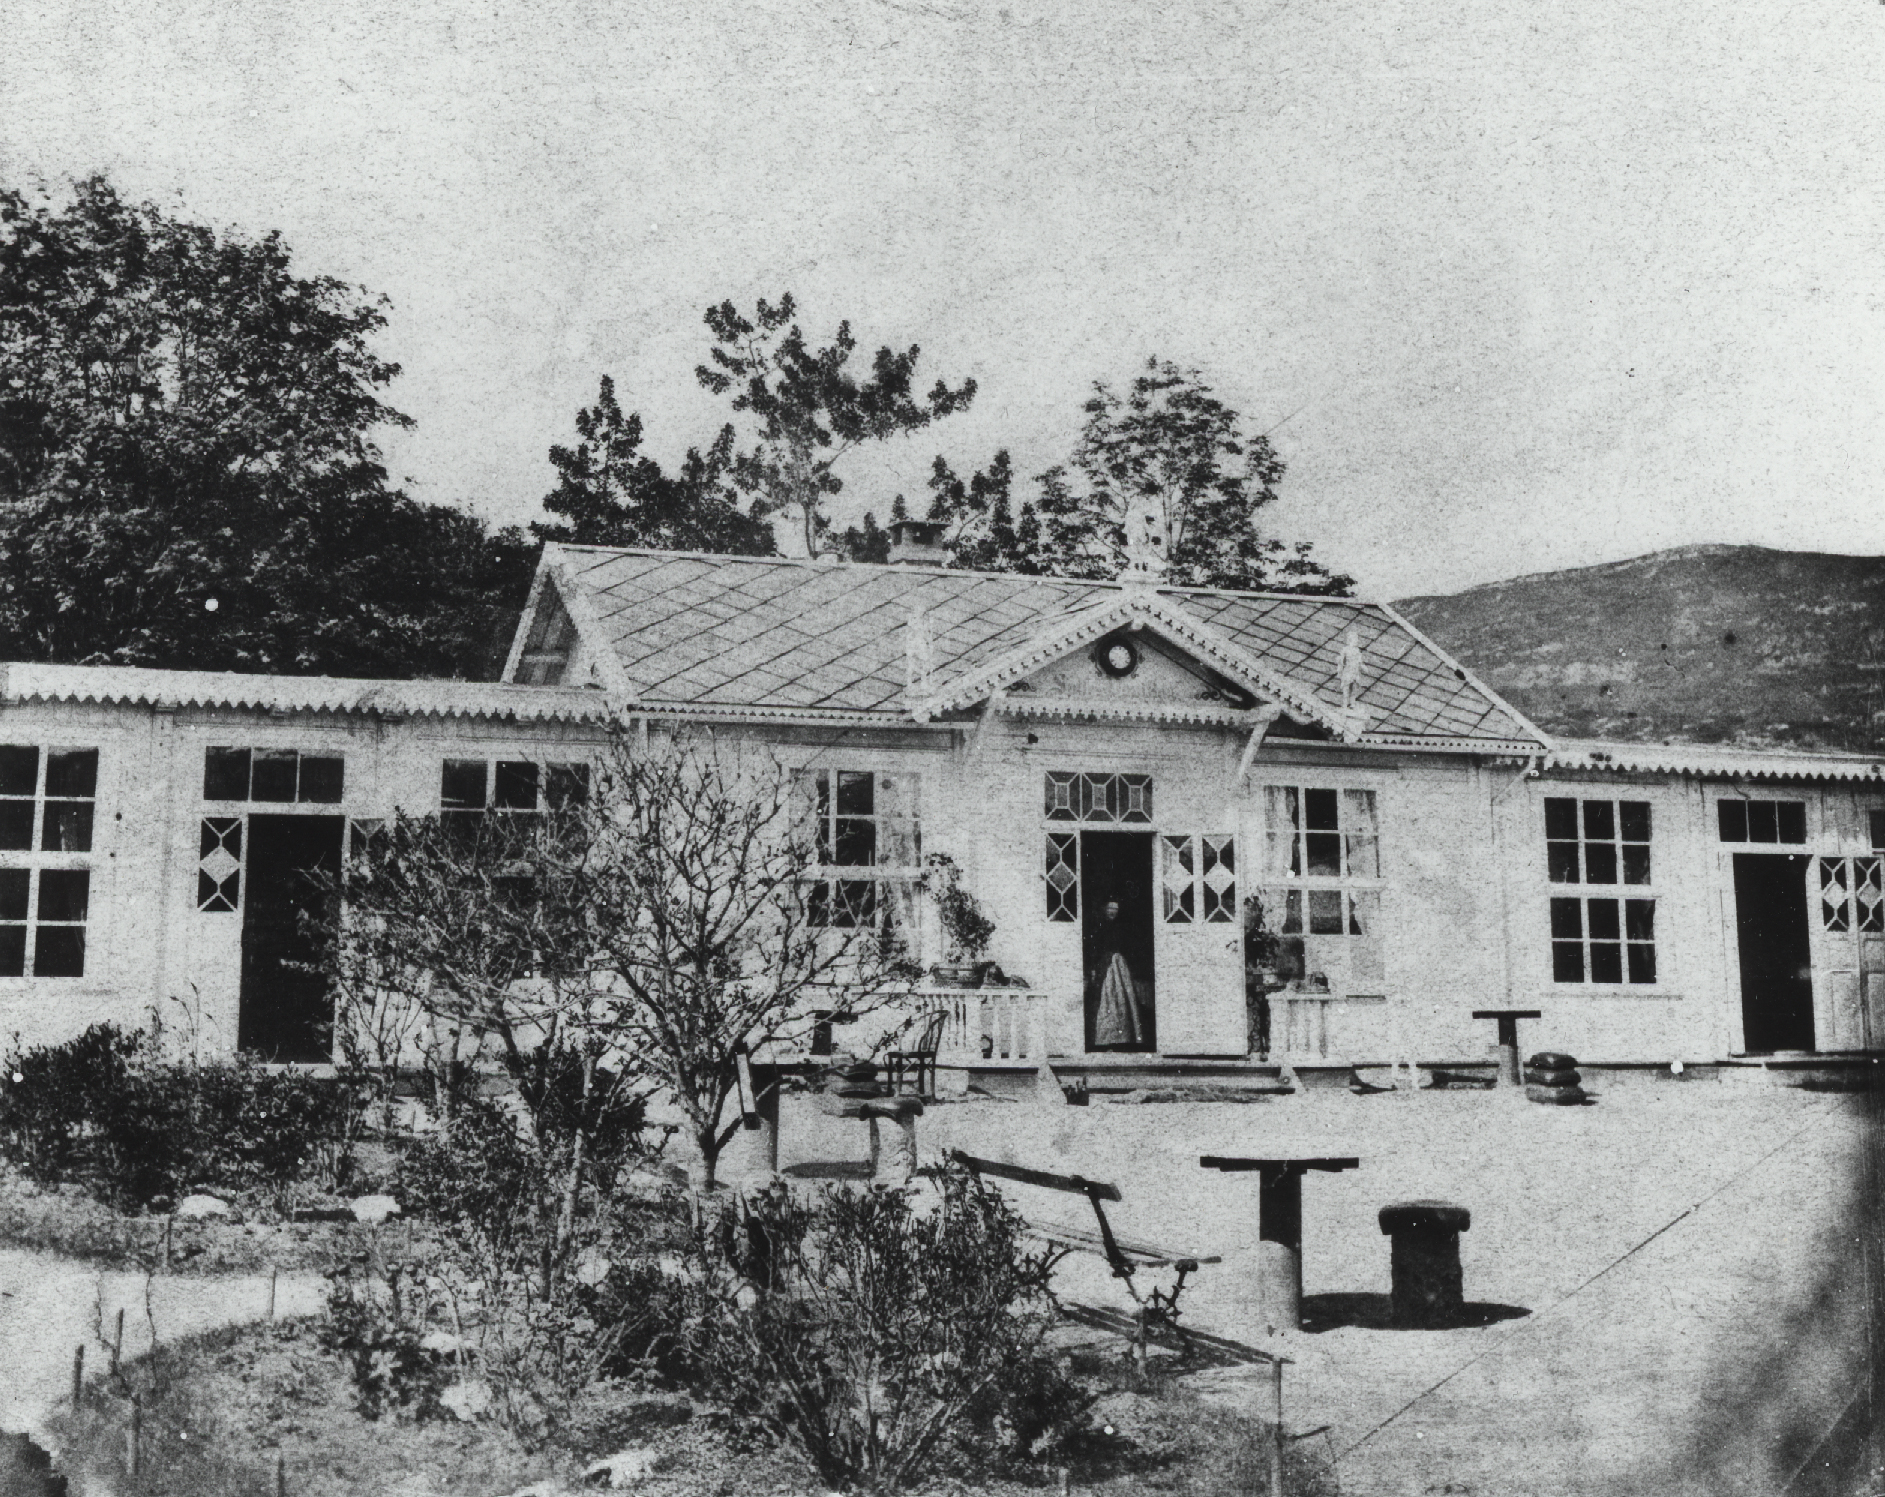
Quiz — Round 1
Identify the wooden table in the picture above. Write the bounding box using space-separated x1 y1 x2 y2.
1199 1154 1360 1332
1471 1008 1542 1087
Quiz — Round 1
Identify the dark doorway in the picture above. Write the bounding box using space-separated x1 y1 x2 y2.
239 814 344 1063
1734 853 1815 1053
1080 830 1155 1052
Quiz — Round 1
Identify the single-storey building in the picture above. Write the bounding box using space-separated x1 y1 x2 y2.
2 529 1880 1080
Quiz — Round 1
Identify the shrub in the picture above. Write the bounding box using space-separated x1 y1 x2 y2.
0 1025 360 1207
674 1168 1079 1491
319 1264 454 1421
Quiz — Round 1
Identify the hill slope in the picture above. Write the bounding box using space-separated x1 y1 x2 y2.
1394 545 1885 750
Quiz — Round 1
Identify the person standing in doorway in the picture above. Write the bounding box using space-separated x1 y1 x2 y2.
1091 898 1144 1049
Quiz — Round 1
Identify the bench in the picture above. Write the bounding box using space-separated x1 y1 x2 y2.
949 1150 1221 1365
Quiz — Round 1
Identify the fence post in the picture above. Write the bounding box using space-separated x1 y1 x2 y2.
128 1392 142 1477
111 1306 124 1375
268 1267 278 1322
70 1345 83 1407
1269 1357 1285 1497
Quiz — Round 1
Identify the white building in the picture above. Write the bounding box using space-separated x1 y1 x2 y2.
1 535 1879 1079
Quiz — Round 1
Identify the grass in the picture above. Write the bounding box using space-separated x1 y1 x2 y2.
43 1317 1336 1497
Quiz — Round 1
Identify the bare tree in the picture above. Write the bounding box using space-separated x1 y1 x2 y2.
580 727 916 1189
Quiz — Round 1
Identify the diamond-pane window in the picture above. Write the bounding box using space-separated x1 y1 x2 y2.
1160 836 1196 923
1045 833 1079 922
1201 836 1237 923
197 817 243 912
1821 858 1852 932
1044 772 1153 824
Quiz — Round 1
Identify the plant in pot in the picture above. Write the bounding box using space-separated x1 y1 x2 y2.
923 853 996 988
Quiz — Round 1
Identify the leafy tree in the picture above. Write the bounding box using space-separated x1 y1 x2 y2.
694 293 978 557
931 358 1352 595
531 374 773 555
0 175 532 676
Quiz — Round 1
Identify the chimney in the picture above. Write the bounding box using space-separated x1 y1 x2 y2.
887 518 948 566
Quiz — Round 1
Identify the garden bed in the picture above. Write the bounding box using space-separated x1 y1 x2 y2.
0 1169 431 1275
46 1318 1332 1497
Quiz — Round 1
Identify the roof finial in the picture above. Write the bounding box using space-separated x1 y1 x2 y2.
1119 502 1169 583
1338 625 1365 710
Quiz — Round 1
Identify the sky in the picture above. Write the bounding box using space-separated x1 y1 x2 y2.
2 0 1882 600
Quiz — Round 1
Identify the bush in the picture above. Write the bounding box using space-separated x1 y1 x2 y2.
674 1168 1081 1491
0 1024 361 1207
319 1263 455 1421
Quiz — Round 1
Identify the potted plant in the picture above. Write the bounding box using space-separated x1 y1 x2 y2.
923 854 995 988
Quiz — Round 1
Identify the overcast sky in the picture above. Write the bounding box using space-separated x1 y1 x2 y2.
3 0 1881 599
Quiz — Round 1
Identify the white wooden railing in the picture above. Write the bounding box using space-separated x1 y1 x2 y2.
906 985 1052 1065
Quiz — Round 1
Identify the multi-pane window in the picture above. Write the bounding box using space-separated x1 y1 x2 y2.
1717 799 1806 845
198 818 243 912
1870 810 1885 851
1550 897 1656 984
1045 833 1079 922
1258 786 1384 995
204 748 344 804
1161 835 1236 924
440 759 588 821
1545 797 1657 984
1545 798 1651 885
799 770 921 930
1819 858 1884 934
1044 771 1153 824
0 746 97 977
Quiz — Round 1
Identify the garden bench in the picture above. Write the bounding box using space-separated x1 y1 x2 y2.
949 1150 1221 1365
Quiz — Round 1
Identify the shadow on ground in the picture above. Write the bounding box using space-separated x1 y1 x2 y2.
1299 1291 1531 1333
781 1160 875 1181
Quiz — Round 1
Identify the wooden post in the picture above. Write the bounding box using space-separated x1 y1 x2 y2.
277 1451 288 1497
70 1344 83 1407
111 1307 124 1374
129 1392 142 1476
267 1267 278 1321
1269 1357 1285 1497
161 1214 173 1270
1257 1165 1305 1333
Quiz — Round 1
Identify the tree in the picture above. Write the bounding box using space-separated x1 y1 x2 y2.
532 375 773 555
930 359 1352 595
0 175 533 676
580 729 913 1189
694 293 978 557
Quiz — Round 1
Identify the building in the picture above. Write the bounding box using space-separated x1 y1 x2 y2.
1 534 1880 1079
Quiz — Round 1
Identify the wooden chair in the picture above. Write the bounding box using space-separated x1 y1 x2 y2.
884 1009 947 1098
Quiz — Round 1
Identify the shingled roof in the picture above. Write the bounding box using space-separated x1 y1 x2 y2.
524 545 1549 751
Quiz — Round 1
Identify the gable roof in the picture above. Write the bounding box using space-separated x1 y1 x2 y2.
528 545 1551 752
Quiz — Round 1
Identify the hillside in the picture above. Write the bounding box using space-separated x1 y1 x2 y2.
1394 544 1885 750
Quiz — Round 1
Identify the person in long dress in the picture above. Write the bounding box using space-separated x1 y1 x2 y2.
1091 898 1144 1049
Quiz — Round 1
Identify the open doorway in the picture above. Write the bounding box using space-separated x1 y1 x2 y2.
238 814 344 1063
1080 830 1155 1052
1734 852 1814 1053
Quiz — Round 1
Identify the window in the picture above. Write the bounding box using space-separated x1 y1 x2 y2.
203 748 344 805
1044 771 1153 824
1717 798 1806 844
198 818 242 912
1551 897 1657 984
1258 786 1383 995
440 758 589 828
1045 832 1079 922
1161 835 1236 924
798 770 921 930
0 746 97 977
1870 810 1885 851
1819 857 1884 934
1546 798 1658 984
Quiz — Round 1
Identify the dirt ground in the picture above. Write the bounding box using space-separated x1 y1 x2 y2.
747 1076 1881 1497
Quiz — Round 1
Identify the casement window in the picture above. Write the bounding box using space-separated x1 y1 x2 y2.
204 748 344 804
1545 797 1657 984
1257 785 1384 995
1160 835 1237 924
1717 798 1806 845
798 770 921 930
0 746 98 977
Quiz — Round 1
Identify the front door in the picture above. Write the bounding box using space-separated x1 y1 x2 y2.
239 814 344 1062
1080 830 1155 1052
1155 833 1247 1055
1734 853 1814 1053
